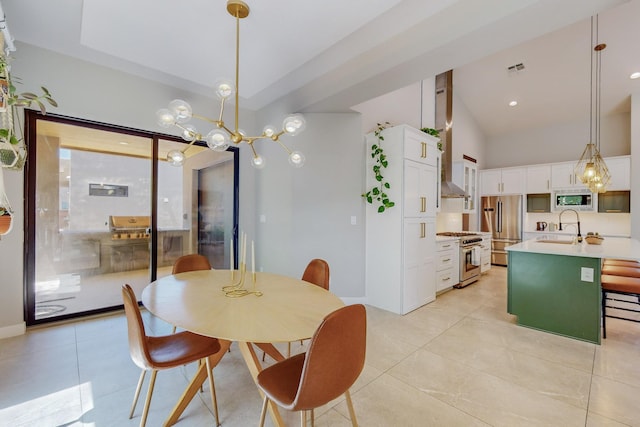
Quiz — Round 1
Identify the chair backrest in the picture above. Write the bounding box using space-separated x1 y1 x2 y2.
293 304 366 410
122 284 152 370
172 254 212 274
301 259 330 290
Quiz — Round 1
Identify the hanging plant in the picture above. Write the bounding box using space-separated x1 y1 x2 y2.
0 55 57 170
362 122 395 213
420 127 442 151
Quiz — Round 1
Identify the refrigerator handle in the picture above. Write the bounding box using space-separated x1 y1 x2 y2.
497 200 502 233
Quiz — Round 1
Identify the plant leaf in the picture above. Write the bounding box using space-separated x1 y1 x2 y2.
378 206 385 213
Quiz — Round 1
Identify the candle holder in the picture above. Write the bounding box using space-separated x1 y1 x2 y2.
222 262 262 298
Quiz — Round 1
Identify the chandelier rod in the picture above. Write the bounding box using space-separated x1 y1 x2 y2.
234 7 240 133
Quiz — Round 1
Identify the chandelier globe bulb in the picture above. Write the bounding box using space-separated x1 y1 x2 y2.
263 125 276 138
167 149 186 166
206 129 231 152
251 155 266 169
215 79 235 100
168 99 193 123
282 114 306 136
156 108 176 128
181 124 199 142
288 151 305 168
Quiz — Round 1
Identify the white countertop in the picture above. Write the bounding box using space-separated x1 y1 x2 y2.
507 238 640 261
436 236 460 242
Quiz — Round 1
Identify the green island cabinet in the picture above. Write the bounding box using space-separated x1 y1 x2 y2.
507 251 602 344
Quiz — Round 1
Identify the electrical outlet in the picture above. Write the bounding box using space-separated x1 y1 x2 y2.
350 216 357 225
581 267 594 282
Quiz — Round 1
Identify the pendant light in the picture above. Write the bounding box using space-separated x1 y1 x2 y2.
575 15 610 193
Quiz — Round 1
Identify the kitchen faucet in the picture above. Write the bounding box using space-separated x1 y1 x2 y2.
558 209 582 243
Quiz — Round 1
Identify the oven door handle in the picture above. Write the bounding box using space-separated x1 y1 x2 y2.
497 200 503 233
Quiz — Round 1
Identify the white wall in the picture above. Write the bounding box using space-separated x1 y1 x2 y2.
352 78 436 134
0 42 259 334
451 91 486 166
484 112 631 169
631 92 640 240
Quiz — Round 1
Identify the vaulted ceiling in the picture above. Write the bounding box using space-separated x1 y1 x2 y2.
2 0 637 137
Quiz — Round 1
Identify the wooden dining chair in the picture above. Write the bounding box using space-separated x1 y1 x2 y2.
256 304 366 427
172 253 212 274
122 284 227 427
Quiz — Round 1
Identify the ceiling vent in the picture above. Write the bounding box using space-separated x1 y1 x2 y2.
507 63 525 74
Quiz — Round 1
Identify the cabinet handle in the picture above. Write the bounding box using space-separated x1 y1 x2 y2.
606 209 622 212
420 196 426 212
443 277 451 281
442 244 451 248
443 258 451 262
547 179 550 190
421 142 427 158
420 222 426 238
498 183 501 192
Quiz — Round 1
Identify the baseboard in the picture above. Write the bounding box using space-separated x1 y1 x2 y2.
0 322 26 339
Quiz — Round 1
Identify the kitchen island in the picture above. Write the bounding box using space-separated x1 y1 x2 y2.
506 238 640 344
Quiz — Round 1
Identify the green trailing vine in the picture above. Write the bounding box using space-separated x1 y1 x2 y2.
362 122 395 213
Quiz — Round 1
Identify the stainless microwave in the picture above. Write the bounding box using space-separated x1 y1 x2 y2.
553 190 596 211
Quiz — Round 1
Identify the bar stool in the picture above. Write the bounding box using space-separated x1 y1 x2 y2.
603 258 640 268
601 272 640 338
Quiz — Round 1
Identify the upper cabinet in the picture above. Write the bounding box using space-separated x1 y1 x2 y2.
550 162 585 190
480 167 525 196
526 165 551 193
452 159 477 213
603 156 630 191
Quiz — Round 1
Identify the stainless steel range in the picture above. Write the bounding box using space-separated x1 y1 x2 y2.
437 232 483 288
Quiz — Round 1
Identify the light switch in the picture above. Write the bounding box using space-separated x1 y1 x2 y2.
581 267 594 282
259 214 266 223
350 216 357 225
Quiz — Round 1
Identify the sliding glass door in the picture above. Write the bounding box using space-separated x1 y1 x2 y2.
24 112 238 324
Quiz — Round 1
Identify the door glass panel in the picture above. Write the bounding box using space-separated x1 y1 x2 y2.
33 120 152 320
156 140 235 278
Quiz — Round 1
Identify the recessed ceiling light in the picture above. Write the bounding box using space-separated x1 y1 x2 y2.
630 72 640 79
509 100 518 107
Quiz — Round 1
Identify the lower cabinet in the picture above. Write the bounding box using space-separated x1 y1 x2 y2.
436 238 459 291
480 233 492 273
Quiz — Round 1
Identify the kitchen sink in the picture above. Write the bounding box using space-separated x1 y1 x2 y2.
536 239 575 245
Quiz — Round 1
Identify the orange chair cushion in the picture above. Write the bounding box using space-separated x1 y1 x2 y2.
603 259 640 268
601 274 640 294
601 265 640 278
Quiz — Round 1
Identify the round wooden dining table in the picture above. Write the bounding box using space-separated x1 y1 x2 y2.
141 269 344 426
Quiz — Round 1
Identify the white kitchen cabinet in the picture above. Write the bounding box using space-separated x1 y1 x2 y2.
526 165 551 193
365 124 439 315
480 233 492 273
436 238 459 291
480 167 525 196
452 159 478 213
551 161 587 189
603 156 630 190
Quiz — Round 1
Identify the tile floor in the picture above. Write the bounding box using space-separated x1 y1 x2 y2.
1 266 640 426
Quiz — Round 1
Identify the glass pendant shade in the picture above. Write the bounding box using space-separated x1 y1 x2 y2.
168 99 192 123
251 155 265 169
167 149 186 166
206 129 231 152
288 151 305 167
283 114 306 136
156 108 176 128
181 124 198 142
575 143 610 193
215 79 235 100
263 125 276 137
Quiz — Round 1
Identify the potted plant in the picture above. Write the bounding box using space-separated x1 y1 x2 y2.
0 206 12 236
362 122 395 213
0 55 57 170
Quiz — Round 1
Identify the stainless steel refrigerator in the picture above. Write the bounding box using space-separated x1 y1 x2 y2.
481 195 523 266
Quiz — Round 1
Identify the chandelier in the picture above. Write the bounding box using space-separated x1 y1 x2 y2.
155 0 306 169
575 15 610 193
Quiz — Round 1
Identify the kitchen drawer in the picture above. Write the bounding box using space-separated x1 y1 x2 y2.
437 251 455 271
437 269 457 291
437 240 457 252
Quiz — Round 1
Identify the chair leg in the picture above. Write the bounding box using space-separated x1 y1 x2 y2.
345 389 358 427
205 357 220 427
171 325 177 334
129 370 146 419
310 408 315 427
602 289 607 339
259 396 269 427
300 410 306 427
140 370 158 427
287 342 291 358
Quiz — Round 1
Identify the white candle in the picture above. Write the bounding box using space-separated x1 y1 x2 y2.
230 238 234 270
242 233 247 268
252 240 255 276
